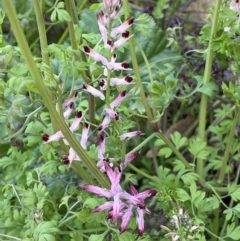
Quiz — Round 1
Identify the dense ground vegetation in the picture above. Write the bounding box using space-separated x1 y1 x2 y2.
0 0 240 240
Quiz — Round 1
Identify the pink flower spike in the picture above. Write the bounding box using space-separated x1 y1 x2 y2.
107 61 132 71
98 115 111 132
62 91 78 108
69 111 83 132
110 90 128 109
110 75 134 86
82 83 105 100
124 150 140 166
112 31 134 50
42 131 63 143
80 184 112 198
83 46 108 66
80 123 90 149
98 134 106 159
120 205 133 234
111 17 134 37
105 108 121 121
119 131 144 140
63 102 74 119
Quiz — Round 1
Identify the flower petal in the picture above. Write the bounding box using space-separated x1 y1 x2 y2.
80 184 112 198
98 134 106 159
123 150 140 166
110 75 134 86
80 123 90 149
42 131 63 143
110 90 128 109
98 115 111 132
107 61 132 71
105 108 121 121
82 83 105 100
119 131 144 140
93 201 113 212
136 208 145 236
63 102 74 119
111 17 134 37
83 46 108 66
62 91 78 108
69 111 83 132
120 204 133 234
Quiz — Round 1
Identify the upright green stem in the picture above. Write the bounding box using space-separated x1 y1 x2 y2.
33 0 49 65
197 0 222 177
218 108 240 185
2 0 109 189
122 0 156 130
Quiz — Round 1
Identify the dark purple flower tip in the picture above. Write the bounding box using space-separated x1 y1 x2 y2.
125 75 133 83
76 111 82 118
138 229 143 237
128 17 134 25
115 114 119 120
122 31 130 38
69 102 74 109
121 90 127 97
98 125 103 132
99 134 104 142
115 5 120 13
82 84 87 90
121 62 130 69
84 123 89 128
148 189 158 197
98 79 104 87
83 46 91 53
113 53 117 58
107 40 114 47
62 156 70 164
42 133 50 142
98 11 104 18
74 92 78 97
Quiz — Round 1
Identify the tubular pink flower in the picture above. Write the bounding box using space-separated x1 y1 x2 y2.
42 131 63 143
105 108 121 121
62 91 78 108
110 75 134 86
80 123 90 149
112 31 134 50
97 15 108 46
82 83 105 100
80 184 112 198
63 102 74 119
83 46 108 66
69 111 83 132
112 192 121 224
98 134 106 159
110 90 128 109
123 150 140 166
120 204 133 234
98 115 111 132
93 201 114 212
111 17 134 37
137 208 144 236
107 61 132 71
119 131 144 140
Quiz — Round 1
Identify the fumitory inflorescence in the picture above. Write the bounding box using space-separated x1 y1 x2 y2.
41 0 156 236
